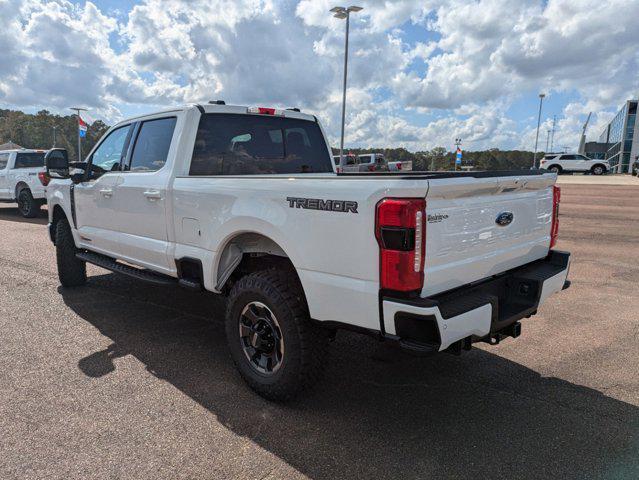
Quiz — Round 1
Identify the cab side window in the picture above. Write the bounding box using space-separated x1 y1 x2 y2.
90 125 132 174
126 117 177 172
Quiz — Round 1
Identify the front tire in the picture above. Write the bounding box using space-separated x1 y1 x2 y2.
55 218 87 287
591 165 605 175
225 268 328 401
17 189 39 218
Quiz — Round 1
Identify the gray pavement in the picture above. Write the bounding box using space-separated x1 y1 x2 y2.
0 184 638 480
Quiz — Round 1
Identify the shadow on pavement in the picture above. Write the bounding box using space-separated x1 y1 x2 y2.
0 205 47 225
61 273 639 480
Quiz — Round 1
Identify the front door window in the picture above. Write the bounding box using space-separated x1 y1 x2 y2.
89 125 132 175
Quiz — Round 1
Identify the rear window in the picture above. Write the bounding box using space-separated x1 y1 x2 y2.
190 114 333 175
14 152 45 168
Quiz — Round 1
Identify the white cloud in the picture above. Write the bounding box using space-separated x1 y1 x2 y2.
0 0 636 152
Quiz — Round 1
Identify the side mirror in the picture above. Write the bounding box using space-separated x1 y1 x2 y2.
45 148 70 179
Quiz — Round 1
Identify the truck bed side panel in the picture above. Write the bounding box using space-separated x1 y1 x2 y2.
171 176 428 330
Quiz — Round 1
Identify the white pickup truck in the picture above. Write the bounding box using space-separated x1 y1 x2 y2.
0 149 49 217
45 103 570 400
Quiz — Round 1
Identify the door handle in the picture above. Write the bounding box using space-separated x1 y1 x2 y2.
143 190 162 201
100 188 113 198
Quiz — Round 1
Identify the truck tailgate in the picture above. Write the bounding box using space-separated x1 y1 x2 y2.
423 174 556 297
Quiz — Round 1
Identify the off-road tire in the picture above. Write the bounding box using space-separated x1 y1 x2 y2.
17 189 39 218
55 218 87 287
225 268 329 401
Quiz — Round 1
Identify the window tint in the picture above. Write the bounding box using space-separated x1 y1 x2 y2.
190 114 332 175
0 153 9 169
127 117 176 172
561 154 577 160
14 152 45 168
91 125 131 172
359 155 372 164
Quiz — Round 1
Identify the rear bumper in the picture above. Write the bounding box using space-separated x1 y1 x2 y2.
381 250 570 354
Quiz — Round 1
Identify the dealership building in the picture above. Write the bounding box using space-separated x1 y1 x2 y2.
596 99 638 173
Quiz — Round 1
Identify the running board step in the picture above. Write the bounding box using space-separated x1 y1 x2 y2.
76 251 177 287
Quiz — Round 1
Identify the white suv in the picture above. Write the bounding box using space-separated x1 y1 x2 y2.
540 154 609 175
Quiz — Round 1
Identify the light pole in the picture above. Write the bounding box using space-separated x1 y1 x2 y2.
52 125 57 148
70 107 87 162
330 5 363 168
545 129 551 153
533 93 545 169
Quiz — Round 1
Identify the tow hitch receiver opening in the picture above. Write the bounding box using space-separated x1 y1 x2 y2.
483 321 522 346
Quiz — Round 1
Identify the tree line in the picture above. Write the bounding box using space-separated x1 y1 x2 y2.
0 109 109 162
333 147 540 171
0 108 541 170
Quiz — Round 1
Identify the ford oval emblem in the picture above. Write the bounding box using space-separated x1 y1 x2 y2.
496 212 514 226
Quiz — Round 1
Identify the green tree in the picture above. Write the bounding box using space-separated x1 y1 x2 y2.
0 109 110 162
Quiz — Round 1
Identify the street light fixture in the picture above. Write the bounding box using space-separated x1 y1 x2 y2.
330 5 363 169
533 93 545 169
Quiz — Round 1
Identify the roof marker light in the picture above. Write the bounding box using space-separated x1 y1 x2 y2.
247 107 284 116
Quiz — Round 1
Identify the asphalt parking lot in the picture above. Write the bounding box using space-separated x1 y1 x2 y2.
1 184 638 480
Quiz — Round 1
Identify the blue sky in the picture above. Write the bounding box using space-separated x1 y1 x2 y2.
2 0 637 151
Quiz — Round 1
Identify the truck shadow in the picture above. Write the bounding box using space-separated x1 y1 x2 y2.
0 205 47 225
61 273 639 480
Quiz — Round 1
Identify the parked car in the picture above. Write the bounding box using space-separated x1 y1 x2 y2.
540 153 609 175
357 153 388 172
45 103 570 400
0 149 49 217
388 159 413 172
632 156 639 176
333 153 359 172
333 153 388 173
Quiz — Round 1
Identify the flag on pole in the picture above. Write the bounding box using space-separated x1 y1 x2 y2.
455 147 462 165
78 116 88 138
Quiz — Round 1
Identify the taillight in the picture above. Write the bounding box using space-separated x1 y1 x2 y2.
550 185 560 248
38 171 50 186
397 163 402 170
368 165 375 172
375 198 426 292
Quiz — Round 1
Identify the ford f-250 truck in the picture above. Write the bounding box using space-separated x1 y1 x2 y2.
45 103 570 400
0 149 49 217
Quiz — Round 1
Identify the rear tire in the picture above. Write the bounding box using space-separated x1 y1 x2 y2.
548 165 561 174
17 189 39 218
225 268 328 401
55 218 87 287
